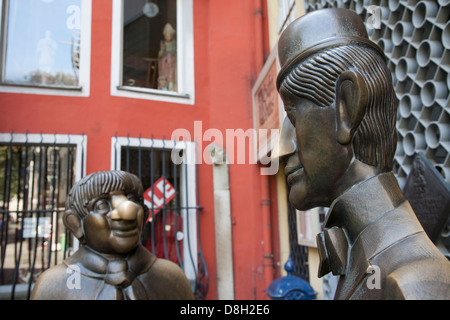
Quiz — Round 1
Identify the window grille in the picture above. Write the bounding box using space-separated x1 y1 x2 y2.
0 132 85 300
111 135 208 299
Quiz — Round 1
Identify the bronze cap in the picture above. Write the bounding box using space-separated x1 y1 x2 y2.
276 8 385 90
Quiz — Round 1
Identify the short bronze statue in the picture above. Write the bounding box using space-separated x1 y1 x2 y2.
274 8 450 299
31 170 194 300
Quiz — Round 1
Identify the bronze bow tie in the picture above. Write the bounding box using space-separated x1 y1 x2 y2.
316 227 349 277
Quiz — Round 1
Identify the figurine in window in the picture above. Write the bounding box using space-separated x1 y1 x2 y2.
158 23 177 92
31 170 194 300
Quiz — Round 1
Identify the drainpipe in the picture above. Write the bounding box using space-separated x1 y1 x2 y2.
261 173 274 290
209 144 235 300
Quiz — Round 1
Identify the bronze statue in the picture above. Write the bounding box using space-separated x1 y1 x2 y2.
31 170 194 300
274 8 450 299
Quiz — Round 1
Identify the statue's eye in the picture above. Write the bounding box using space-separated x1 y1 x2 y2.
127 194 138 203
92 198 110 214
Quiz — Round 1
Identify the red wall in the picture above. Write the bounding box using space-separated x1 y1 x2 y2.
0 0 275 300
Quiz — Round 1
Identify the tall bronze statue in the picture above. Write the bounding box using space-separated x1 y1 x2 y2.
274 8 450 299
31 170 194 300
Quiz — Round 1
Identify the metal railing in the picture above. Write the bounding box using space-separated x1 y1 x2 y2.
112 134 209 299
0 132 208 299
0 133 79 299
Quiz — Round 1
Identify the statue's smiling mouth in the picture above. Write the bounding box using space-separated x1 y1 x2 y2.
110 221 138 237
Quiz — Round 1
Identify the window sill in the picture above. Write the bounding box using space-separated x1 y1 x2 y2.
0 82 88 97
1 82 82 91
112 85 194 105
117 85 190 99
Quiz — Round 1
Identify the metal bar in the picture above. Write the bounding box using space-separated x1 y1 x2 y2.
47 141 57 269
0 147 7 281
13 147 22 268
27 141 44 299
0 136 14 284
138 135 142 179
53 145 61 266
184 156 197 282
41 145 49 280
149 138 155 254
11 140 29 300
126 135 130 172
12 148 21 270
27 150 37 271
64 139 72 259
162 141 169 260
173 145 183 269
195 149 209 299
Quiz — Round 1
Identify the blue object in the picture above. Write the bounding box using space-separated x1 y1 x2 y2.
266 254 317 300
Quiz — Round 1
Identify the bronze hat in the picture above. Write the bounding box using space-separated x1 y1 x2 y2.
276 8 385 90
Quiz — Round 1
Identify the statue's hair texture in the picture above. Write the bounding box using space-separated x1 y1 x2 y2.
280 44 398 170
66 170 144 219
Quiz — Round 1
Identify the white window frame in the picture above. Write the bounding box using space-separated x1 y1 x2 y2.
111 136 198 285
0 0 92 97
110 0 195 105
0 133 87 182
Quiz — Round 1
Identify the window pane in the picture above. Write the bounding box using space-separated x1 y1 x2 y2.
4 0 81 87
123 0 177 92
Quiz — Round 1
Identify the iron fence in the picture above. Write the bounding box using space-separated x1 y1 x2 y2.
0 133 80 299
112 134 208 299
0 132 208 300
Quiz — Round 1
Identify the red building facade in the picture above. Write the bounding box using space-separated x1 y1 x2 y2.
0 0 282 300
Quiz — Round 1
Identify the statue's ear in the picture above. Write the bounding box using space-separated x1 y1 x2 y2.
335 70 368 145
63 209 83 240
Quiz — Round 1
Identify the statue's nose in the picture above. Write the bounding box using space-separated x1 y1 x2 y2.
110 194 139 220
271 116 298 163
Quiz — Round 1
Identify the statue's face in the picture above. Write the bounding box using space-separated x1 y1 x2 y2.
82 191 144 254
279 86 353 210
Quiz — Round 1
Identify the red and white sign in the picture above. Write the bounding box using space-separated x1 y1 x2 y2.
144 176 176 221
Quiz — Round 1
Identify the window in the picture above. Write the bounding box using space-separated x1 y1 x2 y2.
0 0 91 96
111 136 208 298
0 133 86 299
111 0 195 104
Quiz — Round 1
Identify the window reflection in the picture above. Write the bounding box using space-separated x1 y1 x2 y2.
4 0 81 87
